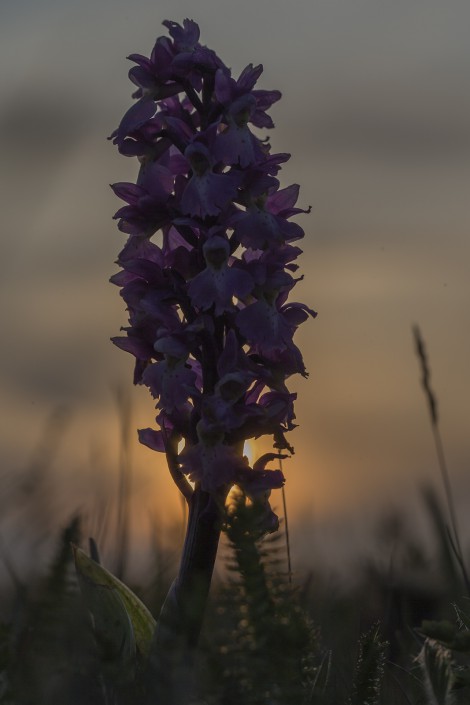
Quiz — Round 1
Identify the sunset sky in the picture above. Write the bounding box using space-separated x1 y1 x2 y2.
2 0 470 575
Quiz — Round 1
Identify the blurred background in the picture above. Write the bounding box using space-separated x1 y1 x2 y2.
1 0 470 582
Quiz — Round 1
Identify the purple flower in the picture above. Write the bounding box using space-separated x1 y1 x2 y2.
109 99 158 153
229 184 307 250
236 454 286 534
111 19 315 522
180 142 241 217
111 170 172 237
214 63 281 129
188 235 253 314
214 94 265 168
236 297 291 355
127 19 226 101
142 356 197 412
237 294 316 359
179 419 249 489
198 370 258 434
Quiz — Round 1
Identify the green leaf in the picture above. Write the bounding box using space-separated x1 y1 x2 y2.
73 546 156 663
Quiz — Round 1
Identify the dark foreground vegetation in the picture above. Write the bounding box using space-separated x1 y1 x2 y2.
0 484 469 705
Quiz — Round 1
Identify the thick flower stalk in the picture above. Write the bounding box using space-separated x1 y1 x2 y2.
109 18 315 694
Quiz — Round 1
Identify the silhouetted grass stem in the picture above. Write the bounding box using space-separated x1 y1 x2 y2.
413 325 470 596
279 456 292 584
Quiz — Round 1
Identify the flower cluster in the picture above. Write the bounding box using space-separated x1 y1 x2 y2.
110 19 316 528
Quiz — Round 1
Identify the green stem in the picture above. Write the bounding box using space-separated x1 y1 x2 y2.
176 486 223 647
145 486 223 704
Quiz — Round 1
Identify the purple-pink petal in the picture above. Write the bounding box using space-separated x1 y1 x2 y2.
112 98 156 146
138 427 166 452
267 184 300 213
236 63 264 92
236 467 285 494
